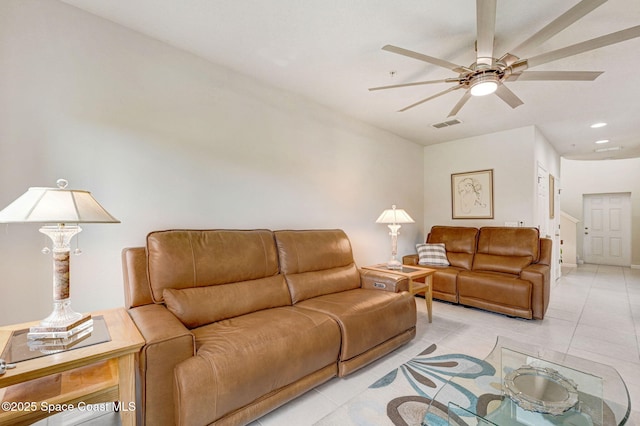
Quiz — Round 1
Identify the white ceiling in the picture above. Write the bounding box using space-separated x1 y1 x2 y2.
61 0 640 160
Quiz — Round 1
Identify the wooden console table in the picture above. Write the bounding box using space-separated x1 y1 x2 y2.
0 308 144 426
362 264 435 323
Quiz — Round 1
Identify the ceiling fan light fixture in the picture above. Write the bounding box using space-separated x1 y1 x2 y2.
470 73 499 96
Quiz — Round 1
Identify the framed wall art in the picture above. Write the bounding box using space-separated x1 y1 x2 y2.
451 169 494 219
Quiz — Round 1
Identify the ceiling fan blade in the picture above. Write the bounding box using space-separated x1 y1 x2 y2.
511 0 606 58
398 85 462 112
495 85 524 109
527 25 640 68
382 45 471 73
476 0 497 66
507 70 603 81
448 91 472 117
498 53 520 67
369 78 459 91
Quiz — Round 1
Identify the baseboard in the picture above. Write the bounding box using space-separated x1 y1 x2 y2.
562 263 578 268
632 264 640 270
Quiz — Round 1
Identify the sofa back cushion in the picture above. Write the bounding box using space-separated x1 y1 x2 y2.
427 226 478 270
163 275 290 328
472 227 540 275
275 229 360 303
146 230 291 325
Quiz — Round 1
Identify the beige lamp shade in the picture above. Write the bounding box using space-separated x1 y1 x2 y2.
0 179 119 224
375 205 415 224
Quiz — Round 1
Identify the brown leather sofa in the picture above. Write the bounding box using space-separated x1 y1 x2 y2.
122 229 416 425
403 226 552 320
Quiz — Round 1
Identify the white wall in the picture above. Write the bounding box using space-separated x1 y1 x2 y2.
560 158 640 267
534 126 562 230
560 211 580 267
422 126 561 276
423 126 560 232
0 1 424 325
534 127 562 276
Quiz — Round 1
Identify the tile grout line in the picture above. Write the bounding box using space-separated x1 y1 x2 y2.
564 264 597 362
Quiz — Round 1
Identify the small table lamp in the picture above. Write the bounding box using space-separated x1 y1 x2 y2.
0 179 119 334
376 205 415 270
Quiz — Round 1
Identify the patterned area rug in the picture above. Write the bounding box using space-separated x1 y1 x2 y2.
314 344 496 426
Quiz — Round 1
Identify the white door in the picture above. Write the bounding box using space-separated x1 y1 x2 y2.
583 193 631 266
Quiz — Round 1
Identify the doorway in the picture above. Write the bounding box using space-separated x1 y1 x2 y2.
582 193 631 266
537 165 560 279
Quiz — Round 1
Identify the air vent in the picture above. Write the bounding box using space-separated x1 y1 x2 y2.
594 146 622 153
431 118 462 129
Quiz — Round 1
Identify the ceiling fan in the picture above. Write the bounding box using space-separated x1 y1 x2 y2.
370 0 640 117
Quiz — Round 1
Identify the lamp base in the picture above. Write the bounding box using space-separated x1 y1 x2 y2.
40 299 85 328
386 258 402 270
28 300 92 339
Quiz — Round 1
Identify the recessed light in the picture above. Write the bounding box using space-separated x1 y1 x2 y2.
595 139 610 144
590 122 607 128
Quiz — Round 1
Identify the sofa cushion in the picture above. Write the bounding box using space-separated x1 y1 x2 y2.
146 229 281 303
275 230 361 303
427 226 478 270
472 227 540 274
472 253 534 275
163 275 292 328
179 306 341 423
282 264 361 304
430 267 461 302
275 229 354 273
295 289 416 361
476 226 540 258
458 270 532 318
416 243 450 266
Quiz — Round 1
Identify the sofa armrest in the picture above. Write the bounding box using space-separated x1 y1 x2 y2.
402 254 419 266
360 269 409 292
128 304 195 426
521 263 550 320
538 238 552 266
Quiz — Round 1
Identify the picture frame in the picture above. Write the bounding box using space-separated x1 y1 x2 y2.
451 169 494 219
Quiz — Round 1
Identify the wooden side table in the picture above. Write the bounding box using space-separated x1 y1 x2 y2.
0 307 144 426
362 264 435 323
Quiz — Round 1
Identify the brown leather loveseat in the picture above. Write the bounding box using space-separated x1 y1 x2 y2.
122 229 416 425
404 226 552 320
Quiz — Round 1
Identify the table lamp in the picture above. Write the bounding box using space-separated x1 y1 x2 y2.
376 205 414 270
0 179 119 336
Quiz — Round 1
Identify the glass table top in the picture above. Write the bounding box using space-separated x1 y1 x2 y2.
1 316 111 364
426 336 631 426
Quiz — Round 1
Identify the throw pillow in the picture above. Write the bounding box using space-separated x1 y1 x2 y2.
416 243 450 266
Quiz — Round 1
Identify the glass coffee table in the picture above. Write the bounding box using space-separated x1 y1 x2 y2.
426 336 631 426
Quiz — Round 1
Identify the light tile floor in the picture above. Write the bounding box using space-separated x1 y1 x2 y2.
36 264 640 425
254 264 640 426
